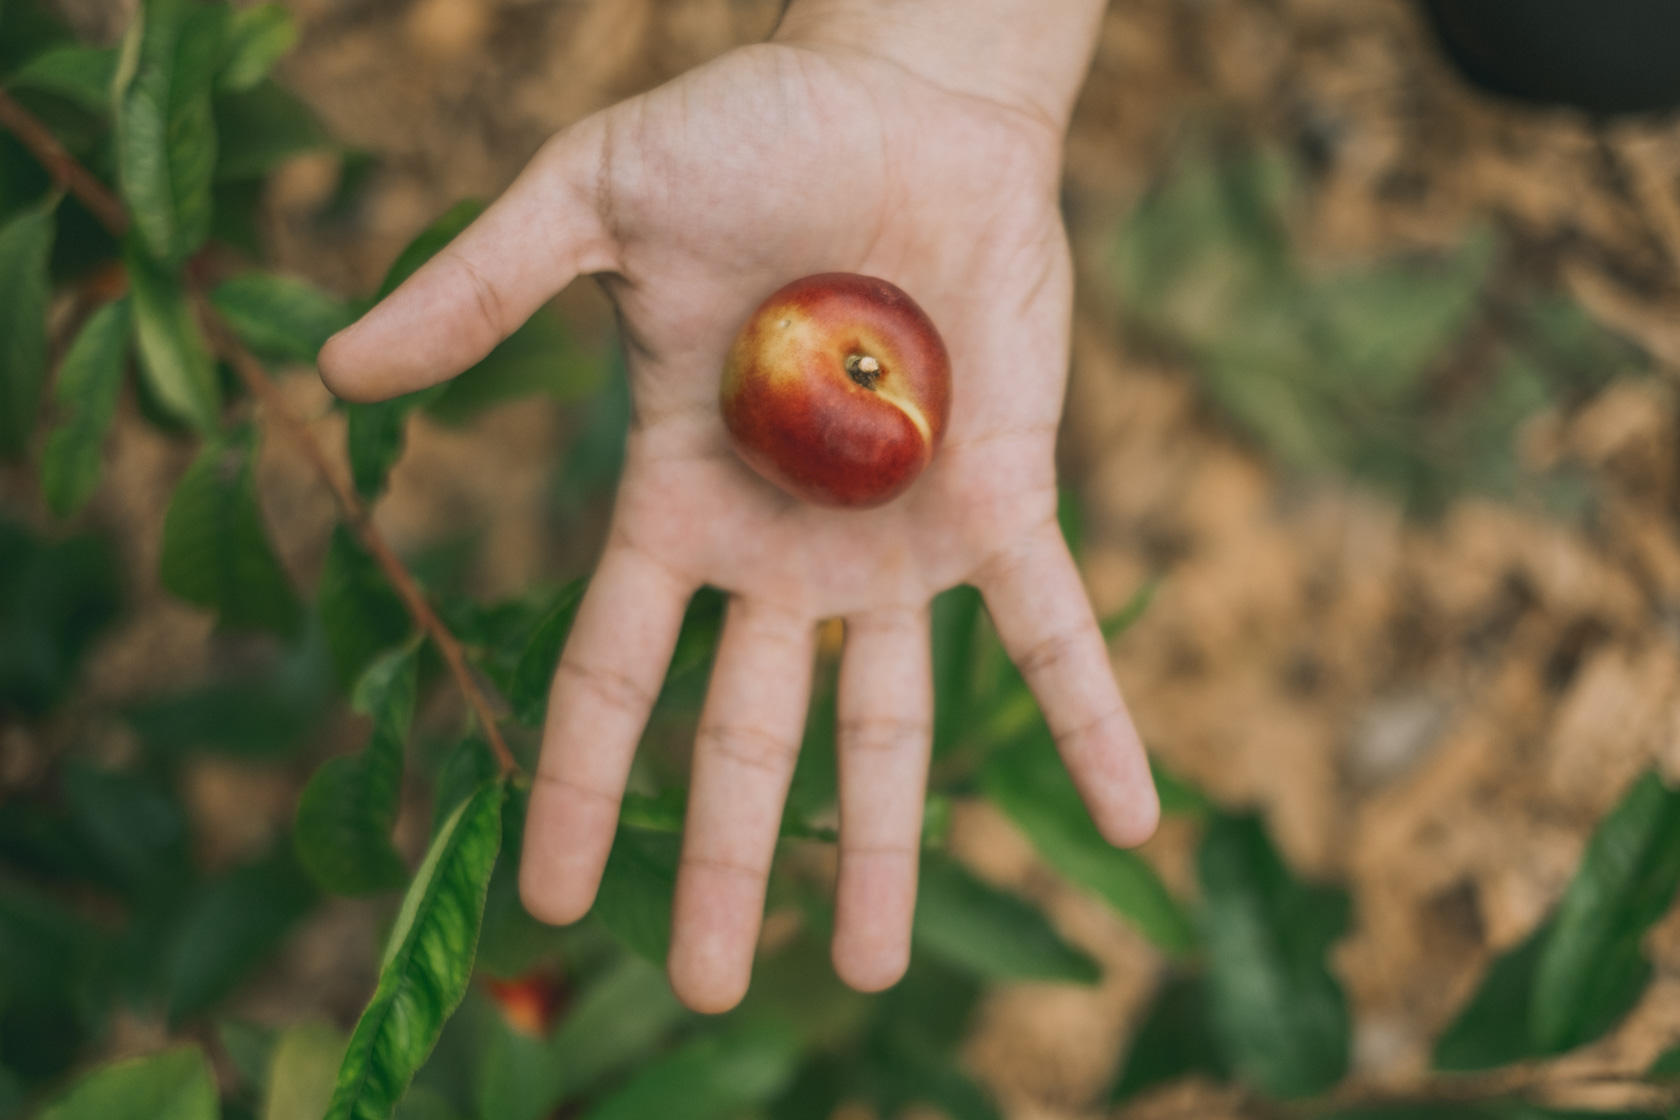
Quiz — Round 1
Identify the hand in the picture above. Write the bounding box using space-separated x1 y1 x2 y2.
318 1 1158 1013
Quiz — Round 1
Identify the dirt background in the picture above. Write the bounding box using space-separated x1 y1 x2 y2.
35 0 1680 1116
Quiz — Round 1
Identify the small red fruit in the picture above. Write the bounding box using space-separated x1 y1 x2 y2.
484 971 567 1037
720 273 951 508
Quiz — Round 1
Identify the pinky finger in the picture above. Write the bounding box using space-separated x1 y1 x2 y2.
976 522 1158 847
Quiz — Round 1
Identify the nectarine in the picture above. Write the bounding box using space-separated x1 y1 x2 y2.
720 273 951 508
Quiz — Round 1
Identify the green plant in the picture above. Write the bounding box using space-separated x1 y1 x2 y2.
1112 133 1643 518
1 4 1678 1120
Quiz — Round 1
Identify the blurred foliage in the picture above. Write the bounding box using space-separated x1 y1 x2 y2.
1113 135 1645 517
0 3 1677 1120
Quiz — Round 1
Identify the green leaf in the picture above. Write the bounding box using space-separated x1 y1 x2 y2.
424 309 602 425
0 795 109 889
42 298 131 517
126 621 335 758
785 684 838 825
930 585 983 757
217 2 295 92
1432 924 1547 1072
0 518 120 716
392 1087 462 1120
1325 1109 1667 1120
7 44 118 115
1531 771 1680 1053
0 1069 24 1116
441 589 565 700
1322 1108 1505 1120
326 778 504 1120
61 761 191 895
591 826 680 964
1056 487 1083 556
263 1021 346 1120
1108 143 1598 516
668 586 727 681
217 1018 276 1093
473 796 570 981
1198 812 1350 1098
336 205 486 499
317 525 412 689
547 957 685 1101
0 0 77 79
0 125 51 231
618 789 686 832
0 197 54 456
0 878 105 1080
213 79 327 180
115 0 222 262
1650 1045 1680 1079
1100 577 1158 640
160 425 301 635
582 1024 799 1120
1511 1110 1667 1120
166 844 318 1022
376 200 483 300
913 851 1100 984
888 1065 1002 1120
873 956 984 1067
1110 972 1230 1102
553 360 628 510
473 1023 553 1120
508 579 585 728
1152 758 1214 820
982 732 1193 953
475 956 685 1120
346 399 405 502
126 236 220 430
210 272 352 365
38 1045 216 1120
295 645 418 895
1435 774 1680 1069
430 736 497 840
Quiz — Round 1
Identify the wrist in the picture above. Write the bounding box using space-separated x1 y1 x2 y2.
773 0 1107 131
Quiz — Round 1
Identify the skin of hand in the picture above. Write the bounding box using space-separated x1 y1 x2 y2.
318 0 1159 1013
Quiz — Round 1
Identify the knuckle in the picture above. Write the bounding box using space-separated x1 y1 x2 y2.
1014 625 1090 680
680 853 768 884
556 657 654 717
443 250 507 340
1054 706 1129 752
698 723 796 779
972 517 1059 587
837 717 929 755
533 769 618 808
839 842 919 863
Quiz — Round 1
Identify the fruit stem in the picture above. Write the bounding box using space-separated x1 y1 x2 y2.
846 353 881 389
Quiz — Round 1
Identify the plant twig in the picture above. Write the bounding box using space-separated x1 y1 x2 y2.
206 315 517 774
0 86 518 778
0 89 131 235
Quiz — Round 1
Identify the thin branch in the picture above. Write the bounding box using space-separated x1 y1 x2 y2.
0 89 130 235
206 315 518 774
0 86 518 777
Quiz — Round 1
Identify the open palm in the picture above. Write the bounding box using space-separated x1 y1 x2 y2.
319 37 1156 1013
